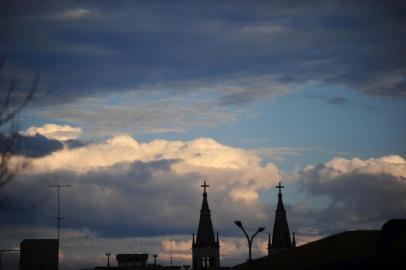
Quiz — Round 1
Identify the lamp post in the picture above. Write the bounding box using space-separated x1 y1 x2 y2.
234 220 265 261
153 253 158 266
106 252 111 268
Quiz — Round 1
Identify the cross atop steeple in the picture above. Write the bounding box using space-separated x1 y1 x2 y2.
276 182 284 194
193 180 220 269
270 181 291 254
201 181 209 194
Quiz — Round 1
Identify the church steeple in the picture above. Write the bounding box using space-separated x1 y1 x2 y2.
195 182 216 247
192 181 220 269
269 182 292 254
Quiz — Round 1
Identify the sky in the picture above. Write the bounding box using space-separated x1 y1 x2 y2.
1 1 406 269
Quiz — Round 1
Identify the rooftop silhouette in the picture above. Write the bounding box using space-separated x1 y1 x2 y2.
234 219 406 270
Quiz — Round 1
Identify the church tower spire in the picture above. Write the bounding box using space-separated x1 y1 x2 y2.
267 233 272 252
269 182 292 254
192 181 220 269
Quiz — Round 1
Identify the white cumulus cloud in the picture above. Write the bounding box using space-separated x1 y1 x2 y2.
24 124 82 141
26 134 280 203
2 132 282 246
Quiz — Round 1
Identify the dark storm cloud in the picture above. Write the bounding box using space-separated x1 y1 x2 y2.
2 134 404 241
0 133 63 157
0 159 220 237
0 153 273 239
6 156 399 241
0 159 191 235
126 159 182 183
64 138 88 149
1 0 405 107
299 161 406 233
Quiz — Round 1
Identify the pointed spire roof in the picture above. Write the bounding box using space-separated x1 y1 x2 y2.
195 182 217 247
276 187 286 212
268 233 272 248
271 182 292 250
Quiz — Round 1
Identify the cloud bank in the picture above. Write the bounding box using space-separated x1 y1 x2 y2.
2 0 405 112
300 155 406 233
4 133 281 235
2 124 405 269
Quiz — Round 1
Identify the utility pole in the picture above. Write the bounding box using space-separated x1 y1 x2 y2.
49 184 71 239
170 239 173 266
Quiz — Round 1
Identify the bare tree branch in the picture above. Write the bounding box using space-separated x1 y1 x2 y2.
0 54 38 189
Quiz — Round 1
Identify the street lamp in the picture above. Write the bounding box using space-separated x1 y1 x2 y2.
234 220 265 261
105 252 111 268
153 253 158 266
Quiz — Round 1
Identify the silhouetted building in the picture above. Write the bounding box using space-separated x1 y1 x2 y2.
268 182 294 254
117 253 148 269
20 239 59 270
95 253 149 270
192 182 220 269
233 219 406 270
379 219 406 252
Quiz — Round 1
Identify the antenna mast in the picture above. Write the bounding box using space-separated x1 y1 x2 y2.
49 184 71 239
